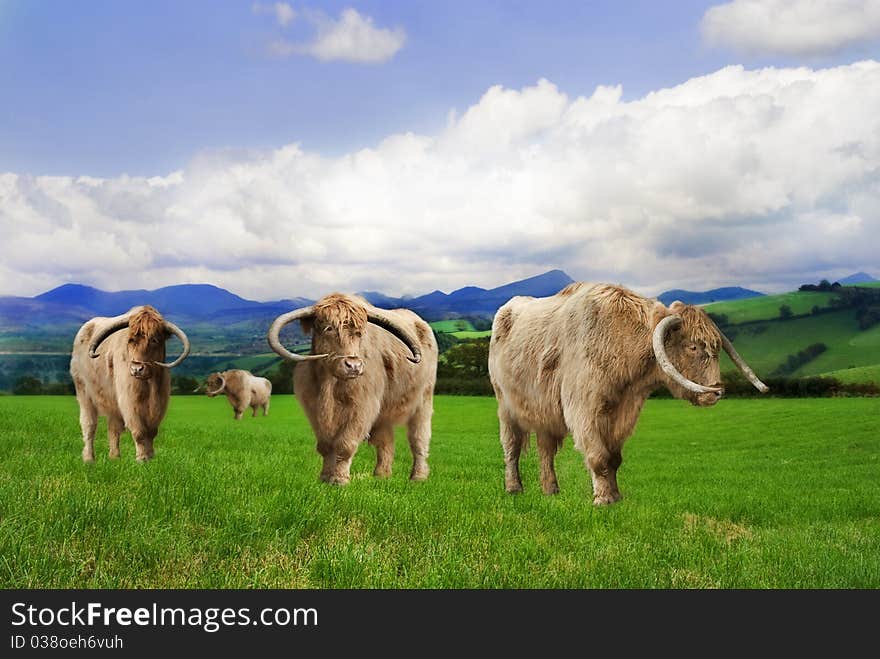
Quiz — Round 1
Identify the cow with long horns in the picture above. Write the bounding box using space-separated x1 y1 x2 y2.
201 369 272 420
268 293 438 485
69 305 191 463
488 283 768 504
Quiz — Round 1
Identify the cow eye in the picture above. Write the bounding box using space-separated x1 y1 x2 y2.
687 344 699 353
323 326 334 333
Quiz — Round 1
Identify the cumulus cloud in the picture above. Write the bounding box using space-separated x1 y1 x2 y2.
702 0 880 56
2 62 880 299
271 7 406 63
253 2 296 27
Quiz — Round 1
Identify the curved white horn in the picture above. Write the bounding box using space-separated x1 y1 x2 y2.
652 315 723 394
152 321 191 369
268 306 330 362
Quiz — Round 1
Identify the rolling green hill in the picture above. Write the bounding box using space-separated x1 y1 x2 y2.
716 309 880 377
823 364 880 384
705 291 836 324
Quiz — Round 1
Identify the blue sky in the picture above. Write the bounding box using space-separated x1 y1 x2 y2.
5 0 869 177
1 1 879 298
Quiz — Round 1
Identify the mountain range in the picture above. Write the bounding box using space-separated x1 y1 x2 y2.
0 270 576 329
1 269 873 335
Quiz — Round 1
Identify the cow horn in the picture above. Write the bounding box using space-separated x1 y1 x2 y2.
267 306 330 362
719 332 769 393
153 321 191 369
206 374 226 396
652 315 723 394
88 316 131 358
366 309 422 364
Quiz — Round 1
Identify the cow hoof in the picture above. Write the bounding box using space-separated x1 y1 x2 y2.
374 468 392 479
327 476 350 486
542 484 560 495
82 455 95 464
409 471 429 482
108 452 120 460
505 482 524 494
592 493 620 506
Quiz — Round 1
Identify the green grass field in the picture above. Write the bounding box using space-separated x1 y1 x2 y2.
1 395 877 588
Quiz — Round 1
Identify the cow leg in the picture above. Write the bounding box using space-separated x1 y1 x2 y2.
233 407 244 420
369 423 395 478
263 399 270 416
77 394 97 464
585 444 623 505
536 431 563 495
588 395 641 503
500 415 528 493
132 427 157 463
317 437 356 485
317 441 336 482
329 441 357 485
107 414 124 459
407 398 432 482
251 404 258 417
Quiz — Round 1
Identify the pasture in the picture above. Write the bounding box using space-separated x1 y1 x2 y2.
0 395 877 588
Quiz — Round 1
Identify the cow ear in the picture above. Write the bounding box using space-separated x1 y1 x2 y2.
669 300 686 313
299 317 314 335
650 301 669 329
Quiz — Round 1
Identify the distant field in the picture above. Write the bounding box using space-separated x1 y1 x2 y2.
1 395 878 588
821 364 880 384
223 353 282 375
706 291 836 324
716 310 880 377
451 330 492 339
430 320 476 333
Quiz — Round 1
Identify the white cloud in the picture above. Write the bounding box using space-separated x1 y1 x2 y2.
253 2 296 27
702 0 880 56
271 8 406 63
2 62 880 299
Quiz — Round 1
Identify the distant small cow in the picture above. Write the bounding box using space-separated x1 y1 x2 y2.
69 305 190 462
201 369 272 420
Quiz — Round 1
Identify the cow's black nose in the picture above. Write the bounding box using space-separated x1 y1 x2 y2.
343 357 363 374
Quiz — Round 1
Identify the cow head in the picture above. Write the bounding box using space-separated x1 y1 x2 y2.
652 301 767 406
88 305 191 380
204 372 227 396
268 293 421 380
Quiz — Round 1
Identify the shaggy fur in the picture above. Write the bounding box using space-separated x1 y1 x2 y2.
488 283 725 505
291 294 438 484
205 369 272 420
69 306 176 463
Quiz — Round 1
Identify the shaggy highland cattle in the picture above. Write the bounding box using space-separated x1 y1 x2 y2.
201 369 272 420
268 293 438 484
488 282 768 504
70 305 191 463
